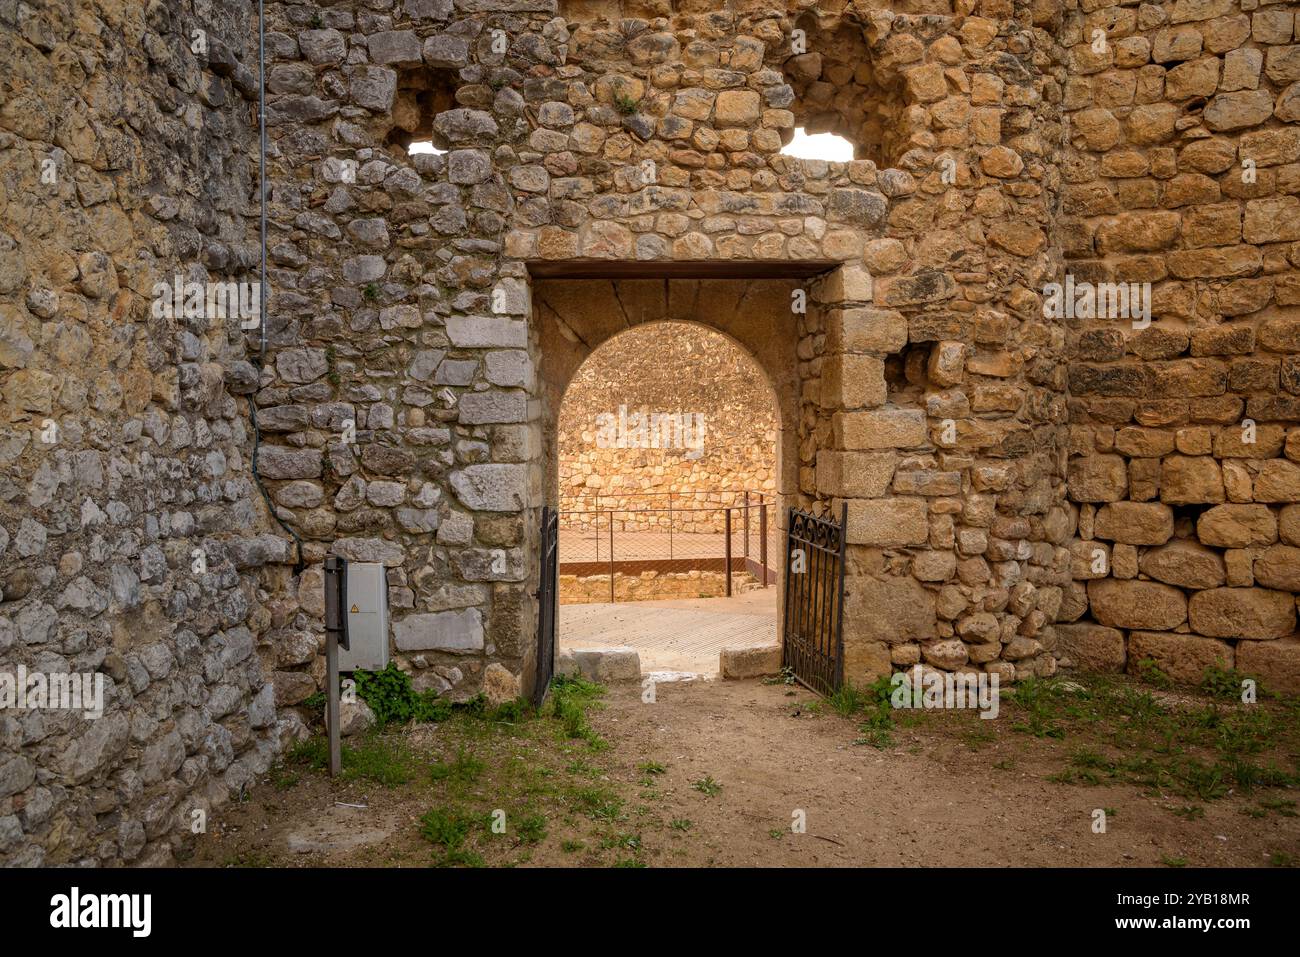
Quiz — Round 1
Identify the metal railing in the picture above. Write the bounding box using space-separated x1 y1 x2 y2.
557 491 780 603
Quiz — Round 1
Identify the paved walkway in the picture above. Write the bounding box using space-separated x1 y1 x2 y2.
559 591 778 677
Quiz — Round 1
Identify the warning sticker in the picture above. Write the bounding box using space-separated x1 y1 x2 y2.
350 604 359 613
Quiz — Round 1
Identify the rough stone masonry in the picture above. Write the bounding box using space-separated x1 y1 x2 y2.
1 0 1299 864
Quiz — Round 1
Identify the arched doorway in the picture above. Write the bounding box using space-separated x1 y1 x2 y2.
532 277 805 681
553 321 781 675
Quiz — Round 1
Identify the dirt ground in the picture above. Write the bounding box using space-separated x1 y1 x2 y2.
184 674 1300 868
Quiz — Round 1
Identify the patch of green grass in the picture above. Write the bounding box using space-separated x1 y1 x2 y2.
827 682 873 718
669 818 692 832
551 675 607 749
562 840 585 853
1025 677 1299 805
1258 797 1297 817
485 697 532 724
638 760 666 775
288 735 418 787
768 828 784 839
354 663 451 726
763 667 797 686
222 851 272 868
600 832 642 851
430 746 485 785
1201 665 1251 701
1136 658 1173 689
1007 678 1067 739
1269 850 1295 867
515 812 548 845
1171 805 1205 820
613 90 640 115
570 786 624 823
1161 855 1188 868
419 806 476 850
692 775 722 797
269 765 300 791
436 848 485 868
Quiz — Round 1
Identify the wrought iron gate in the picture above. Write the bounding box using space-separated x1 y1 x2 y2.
782 503 848 696
534 505 560 708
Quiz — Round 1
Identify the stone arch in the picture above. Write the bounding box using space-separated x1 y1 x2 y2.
532 278 802 511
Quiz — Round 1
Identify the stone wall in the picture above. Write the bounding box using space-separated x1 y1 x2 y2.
557 321 776 532
4 0 1300 868
559 567 765 601
0 1 300 866
1055 0 1300 693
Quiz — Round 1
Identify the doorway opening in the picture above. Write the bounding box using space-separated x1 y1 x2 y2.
554 321 781 678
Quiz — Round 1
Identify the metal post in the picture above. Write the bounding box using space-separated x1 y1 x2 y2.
323 555 346 777
743 491 750 564
608 509 615 603
760 501 768 588
724 507 733 597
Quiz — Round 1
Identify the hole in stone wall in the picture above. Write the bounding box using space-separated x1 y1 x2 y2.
408 140 446 156
386 67 457 155
779 128 855 162
886 343 929 403
781 15 904 168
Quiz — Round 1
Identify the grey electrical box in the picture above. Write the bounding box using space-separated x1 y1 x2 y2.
338 562 389 672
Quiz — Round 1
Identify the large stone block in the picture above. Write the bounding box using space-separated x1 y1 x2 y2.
1280 505 1300 546
1087 579 1188 630
367 30 423 66
571 647 640 682
458 391 527 424
841 637 892 685
1197 504 1277 547
1127 631 1233 684
826 307 908 354
1253 545 1300 591
1254 460 1300 502
842 574 936 644
815 450 895 497
393 609 484 652
1068 454 1128 502
1138 540 1226 589
1235 637 1300 694
257 446 323 479
1093 502 1174 544
834 408 927 450
1159 455 1225 504
714 90 761 126
1188 587 1296 639
1055 623 1126 671
332 537 406 566
720 644 782 679
813 263 873 304
445 315 528 348
450 464 528 511
822 354 886 409
844 498 928 546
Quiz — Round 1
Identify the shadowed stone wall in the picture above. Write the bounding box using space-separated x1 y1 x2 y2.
0 0 301 866
4 0 1300 866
